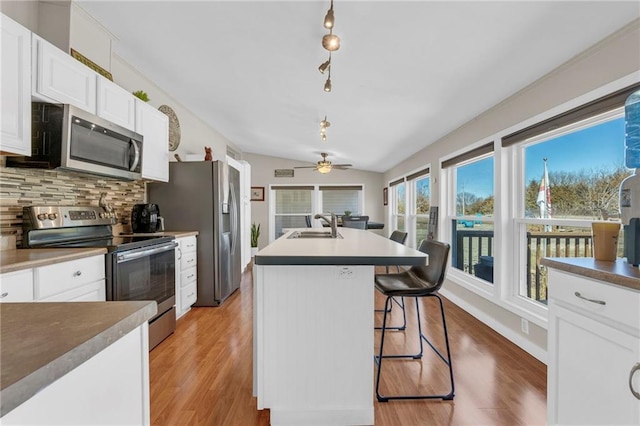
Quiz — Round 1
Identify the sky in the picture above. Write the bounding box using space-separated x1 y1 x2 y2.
457 116 627 198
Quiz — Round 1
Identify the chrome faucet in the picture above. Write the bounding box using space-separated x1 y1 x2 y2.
314 213 337 238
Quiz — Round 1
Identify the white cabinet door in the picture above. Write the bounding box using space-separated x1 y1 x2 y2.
97 76 136 131
135 99 169 182
174 237 182 319
32 35 97 114
0 269 34 302
0 14 31 156
547 269 640 425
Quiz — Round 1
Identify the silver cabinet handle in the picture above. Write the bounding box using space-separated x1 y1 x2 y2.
630 363 640 400
0 292 8 298
73 271 82 277
574 291 606 305
178 247 183 260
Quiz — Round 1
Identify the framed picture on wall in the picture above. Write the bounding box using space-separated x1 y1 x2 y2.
251 186 265 201
383 187 388 206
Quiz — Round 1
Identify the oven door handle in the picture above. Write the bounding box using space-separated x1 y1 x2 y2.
116 242 177 263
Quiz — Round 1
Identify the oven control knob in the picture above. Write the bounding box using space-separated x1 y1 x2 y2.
37 214 47 221
99 212 105 218
48 213 57 220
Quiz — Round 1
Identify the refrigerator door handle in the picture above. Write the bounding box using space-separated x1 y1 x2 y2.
229 181 238 253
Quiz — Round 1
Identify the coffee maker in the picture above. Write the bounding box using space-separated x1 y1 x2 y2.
131 203 161 233
620 169 640 266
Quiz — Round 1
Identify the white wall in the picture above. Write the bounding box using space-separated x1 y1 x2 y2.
382 20 640 360
243 152 384 249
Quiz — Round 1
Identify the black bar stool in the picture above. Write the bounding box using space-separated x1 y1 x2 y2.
374 239 455 402
375 230 408 331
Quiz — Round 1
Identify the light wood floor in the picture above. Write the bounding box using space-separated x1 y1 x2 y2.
149 267 547 425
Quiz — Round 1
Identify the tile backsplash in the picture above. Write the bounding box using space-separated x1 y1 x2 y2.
0 164 146 247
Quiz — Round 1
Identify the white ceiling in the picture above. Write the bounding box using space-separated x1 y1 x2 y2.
76 1 639 172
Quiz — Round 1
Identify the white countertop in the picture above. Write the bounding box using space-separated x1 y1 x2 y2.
254 228 427 266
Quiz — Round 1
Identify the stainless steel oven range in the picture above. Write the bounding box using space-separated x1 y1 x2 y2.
22 206 177 350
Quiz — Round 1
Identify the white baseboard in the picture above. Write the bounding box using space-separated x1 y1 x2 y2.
439 288 548 365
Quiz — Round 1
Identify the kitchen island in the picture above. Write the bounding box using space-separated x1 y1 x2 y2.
253 228 427 425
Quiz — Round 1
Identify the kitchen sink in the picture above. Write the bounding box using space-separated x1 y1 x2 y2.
287 231 342 239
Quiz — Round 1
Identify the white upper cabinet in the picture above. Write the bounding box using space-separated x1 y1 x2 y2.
1 14 32 156
135 99 169 182
32 34 97 114
96 76 136 131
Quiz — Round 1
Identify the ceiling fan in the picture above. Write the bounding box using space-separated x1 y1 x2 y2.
294 152 352 174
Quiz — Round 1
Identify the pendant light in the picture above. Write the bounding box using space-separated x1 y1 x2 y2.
324 69 332 92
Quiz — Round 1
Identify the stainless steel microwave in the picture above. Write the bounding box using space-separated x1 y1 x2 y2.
7 103 143 180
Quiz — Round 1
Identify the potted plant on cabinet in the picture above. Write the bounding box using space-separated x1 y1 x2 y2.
251 222 260 257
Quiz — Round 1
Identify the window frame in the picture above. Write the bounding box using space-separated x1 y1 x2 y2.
406 167 431 248
494 74 639 329
441 141 496 299
269 184 365 242
503 107 627 323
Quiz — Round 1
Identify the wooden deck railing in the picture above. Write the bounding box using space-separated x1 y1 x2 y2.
452 230 593 303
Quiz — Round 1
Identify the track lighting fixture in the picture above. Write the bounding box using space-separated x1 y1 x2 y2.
318 54 331 74
322 31 340 52
320 116 330 141
323 0 335 29
324 75 332 92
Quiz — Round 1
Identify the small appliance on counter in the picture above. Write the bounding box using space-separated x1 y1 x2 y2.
620 169 640 266
131 203 161 233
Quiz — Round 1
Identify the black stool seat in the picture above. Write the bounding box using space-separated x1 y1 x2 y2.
374 239 455 402
375 271 439 296
374 230 409 330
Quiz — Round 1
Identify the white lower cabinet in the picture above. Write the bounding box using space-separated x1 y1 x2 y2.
0 255 106 303
1 324 150 425
547 268 640 425
175 235 197 319
0 269 34 302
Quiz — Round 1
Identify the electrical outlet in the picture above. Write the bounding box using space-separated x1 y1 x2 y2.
521 318 529 335
337 266 354 279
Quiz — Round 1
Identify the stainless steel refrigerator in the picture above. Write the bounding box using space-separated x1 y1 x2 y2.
148 161 241 306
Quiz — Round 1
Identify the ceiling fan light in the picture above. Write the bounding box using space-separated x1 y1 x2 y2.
322 33 340 51
324 77 332 92
318 164 332 174
323 8 334 29
321 134 327 141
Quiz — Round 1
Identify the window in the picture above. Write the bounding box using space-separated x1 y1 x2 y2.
442 143 495 287
407 168 430 248
502 80 638 319
514 111 629 305
272 186 313 238
390 179 405 232
269 184 364 241
320 186 362 216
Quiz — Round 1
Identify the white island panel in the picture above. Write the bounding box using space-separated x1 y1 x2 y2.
255 265 374 425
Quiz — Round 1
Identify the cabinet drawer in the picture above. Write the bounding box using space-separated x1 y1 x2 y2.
548 268 640 329
181 283 197 310
0 269 34 302
181 251 197 270
181 236 197 253
38 280 106 302
35 255 105 300
181 266 197 288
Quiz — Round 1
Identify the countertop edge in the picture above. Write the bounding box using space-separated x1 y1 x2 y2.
0 248 108 274
0 301 157 417
119 231 199 238
255 255 426 266
541 257 640 291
